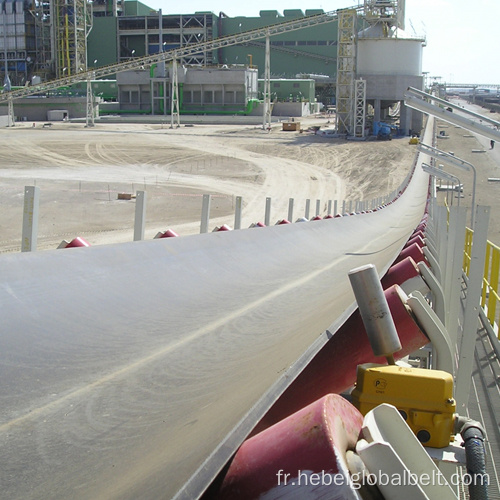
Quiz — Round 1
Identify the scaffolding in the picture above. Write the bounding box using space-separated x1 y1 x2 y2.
335 8 357 135
363 0 404 30
30 0 54 81
354 78 366 138
53 0 92 78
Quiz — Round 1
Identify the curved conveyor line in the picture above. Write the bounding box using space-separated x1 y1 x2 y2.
0 124 432 500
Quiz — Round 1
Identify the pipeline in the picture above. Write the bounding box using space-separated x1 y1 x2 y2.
455 416 489 500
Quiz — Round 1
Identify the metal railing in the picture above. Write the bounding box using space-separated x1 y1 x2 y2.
463 226 500 337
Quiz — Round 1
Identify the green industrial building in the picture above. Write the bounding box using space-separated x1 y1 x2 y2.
86 3 339 104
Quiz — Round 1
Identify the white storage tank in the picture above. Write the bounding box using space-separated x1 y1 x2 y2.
357 23 424 76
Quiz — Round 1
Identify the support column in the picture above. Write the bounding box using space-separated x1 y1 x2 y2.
288 198 294 222
7 94 15 127
373 98 381 123
134 190 147 241
21 186 40 252
335 8 357 135
262 31 272 130
86 72 95 128
234 196 242 230
264 197 271 226
200 194 211 233
171 52 180 128
399 101 411 136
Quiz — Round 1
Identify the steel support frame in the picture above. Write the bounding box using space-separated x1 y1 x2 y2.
354 78 366 138
86 72 95 127
335 9 357 136
170 53 180 128
455 206 491 410
418 143 477 228
7 94 15 126
262 32 271 131
0 11 343 104
404 92 500 143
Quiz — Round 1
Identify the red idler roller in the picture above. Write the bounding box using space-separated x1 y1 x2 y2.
154 229 179 238
249 222 266 228
410 229 426 240
213 224 232 232
324 214 334 219
218 394 363 500
253 285 428 434
58 237 91 249
404 234 425 249
275 219 291 225
381 256 430 296
393 242 427 266
414 221 427 234
311 215 323 221
381 256 420 290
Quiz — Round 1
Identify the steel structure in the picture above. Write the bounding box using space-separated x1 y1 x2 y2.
354 77 367 137
335 8 357 135
245 39 337 65
170 52 180 128
262 32 271 130
53 0 93 78
1 7 369 128
404 87 500 142
117 13 213 66
418 142 477 228
29 0 53 81
0 9 350 104
85 73 94 126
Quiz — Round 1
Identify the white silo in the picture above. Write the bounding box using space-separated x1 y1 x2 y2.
357 1 426 135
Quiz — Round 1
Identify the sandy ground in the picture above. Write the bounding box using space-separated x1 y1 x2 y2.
0 116 416 253
434 98 500 246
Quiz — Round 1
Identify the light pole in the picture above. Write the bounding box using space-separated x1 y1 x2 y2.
418 143 477 228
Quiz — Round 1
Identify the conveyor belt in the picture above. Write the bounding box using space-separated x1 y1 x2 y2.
0 146 431 499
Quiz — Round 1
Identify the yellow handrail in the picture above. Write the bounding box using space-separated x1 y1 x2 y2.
443 199 499 336
463 226 500 337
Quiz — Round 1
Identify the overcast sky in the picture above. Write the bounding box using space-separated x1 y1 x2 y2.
142 0 499 85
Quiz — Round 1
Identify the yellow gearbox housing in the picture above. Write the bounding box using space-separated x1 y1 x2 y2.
351 363 456 448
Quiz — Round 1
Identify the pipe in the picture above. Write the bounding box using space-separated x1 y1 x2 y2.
454 416 489 500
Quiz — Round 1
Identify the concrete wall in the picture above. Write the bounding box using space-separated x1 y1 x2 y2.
0 115 11 127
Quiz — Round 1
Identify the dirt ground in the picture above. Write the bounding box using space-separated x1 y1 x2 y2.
433 98 500 246
1 105 498 254
0 116 417 253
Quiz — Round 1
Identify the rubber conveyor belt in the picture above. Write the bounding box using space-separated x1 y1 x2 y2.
0 160 429 500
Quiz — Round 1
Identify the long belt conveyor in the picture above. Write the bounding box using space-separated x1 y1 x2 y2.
0 122 433 499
